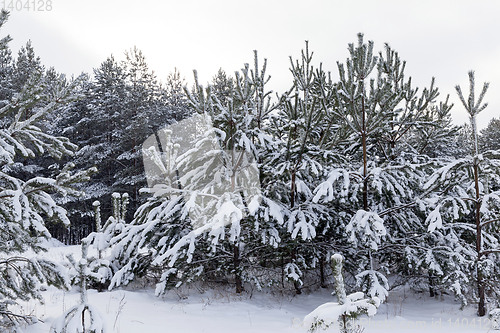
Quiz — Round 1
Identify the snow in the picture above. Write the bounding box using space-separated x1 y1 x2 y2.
345 210 386 250
331 253 343 262
303 293 380 330
17 243 497 333
427 205 443 232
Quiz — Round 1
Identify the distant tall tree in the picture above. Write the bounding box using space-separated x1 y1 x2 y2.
0 16 13 108
479 117 500 152
448 122 475 159
114 47 163 211
12 40 43 93
408 96 459 158
161 68 190 122
51 51 190 243
51 56 128 243
211 68 234 107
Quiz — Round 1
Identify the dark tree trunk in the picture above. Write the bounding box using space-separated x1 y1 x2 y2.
429 273 436 297
320 257 327 288
291 249 302 294
473 162 486 317
234 244 243 293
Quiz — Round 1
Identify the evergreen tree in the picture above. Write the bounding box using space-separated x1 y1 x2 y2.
407 96 459 158
108 51 280 294
12 40 43 93
312 34 451 300
479 117 500 152
0 11 95 328
114 47 159 207
160 68 191 122
424 71 500 316
210 68 234 107
263 42 346 293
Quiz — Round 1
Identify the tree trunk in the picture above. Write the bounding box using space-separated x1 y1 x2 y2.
429 273 436 297
361 96 368 212
474 161 486 316
234 243 243 293
319 257 327 288
291 249 302 294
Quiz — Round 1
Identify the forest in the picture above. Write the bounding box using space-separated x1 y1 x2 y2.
1 8 500 332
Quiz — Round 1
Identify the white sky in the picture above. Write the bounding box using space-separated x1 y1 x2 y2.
3 0 499 129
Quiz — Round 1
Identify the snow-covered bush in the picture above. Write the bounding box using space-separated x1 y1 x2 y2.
304 254 380 333
51 241 107 333
78 193 129 290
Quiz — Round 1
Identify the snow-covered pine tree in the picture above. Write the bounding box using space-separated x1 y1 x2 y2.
312 34 450 300
262 41 347 292
423 71 500 316
0 11 96 329
108 51 279 294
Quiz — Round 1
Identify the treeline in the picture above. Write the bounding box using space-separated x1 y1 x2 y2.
104 36 500 319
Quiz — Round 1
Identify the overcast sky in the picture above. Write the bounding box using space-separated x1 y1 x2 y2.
2 0 499 129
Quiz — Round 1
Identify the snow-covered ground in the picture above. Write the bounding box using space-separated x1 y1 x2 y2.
17 243 497 333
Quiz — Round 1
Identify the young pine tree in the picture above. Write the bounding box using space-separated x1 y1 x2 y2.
313 34 446 301
51 240 107 333
108 52 279 295
424 71 500 316
264 42 346 293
